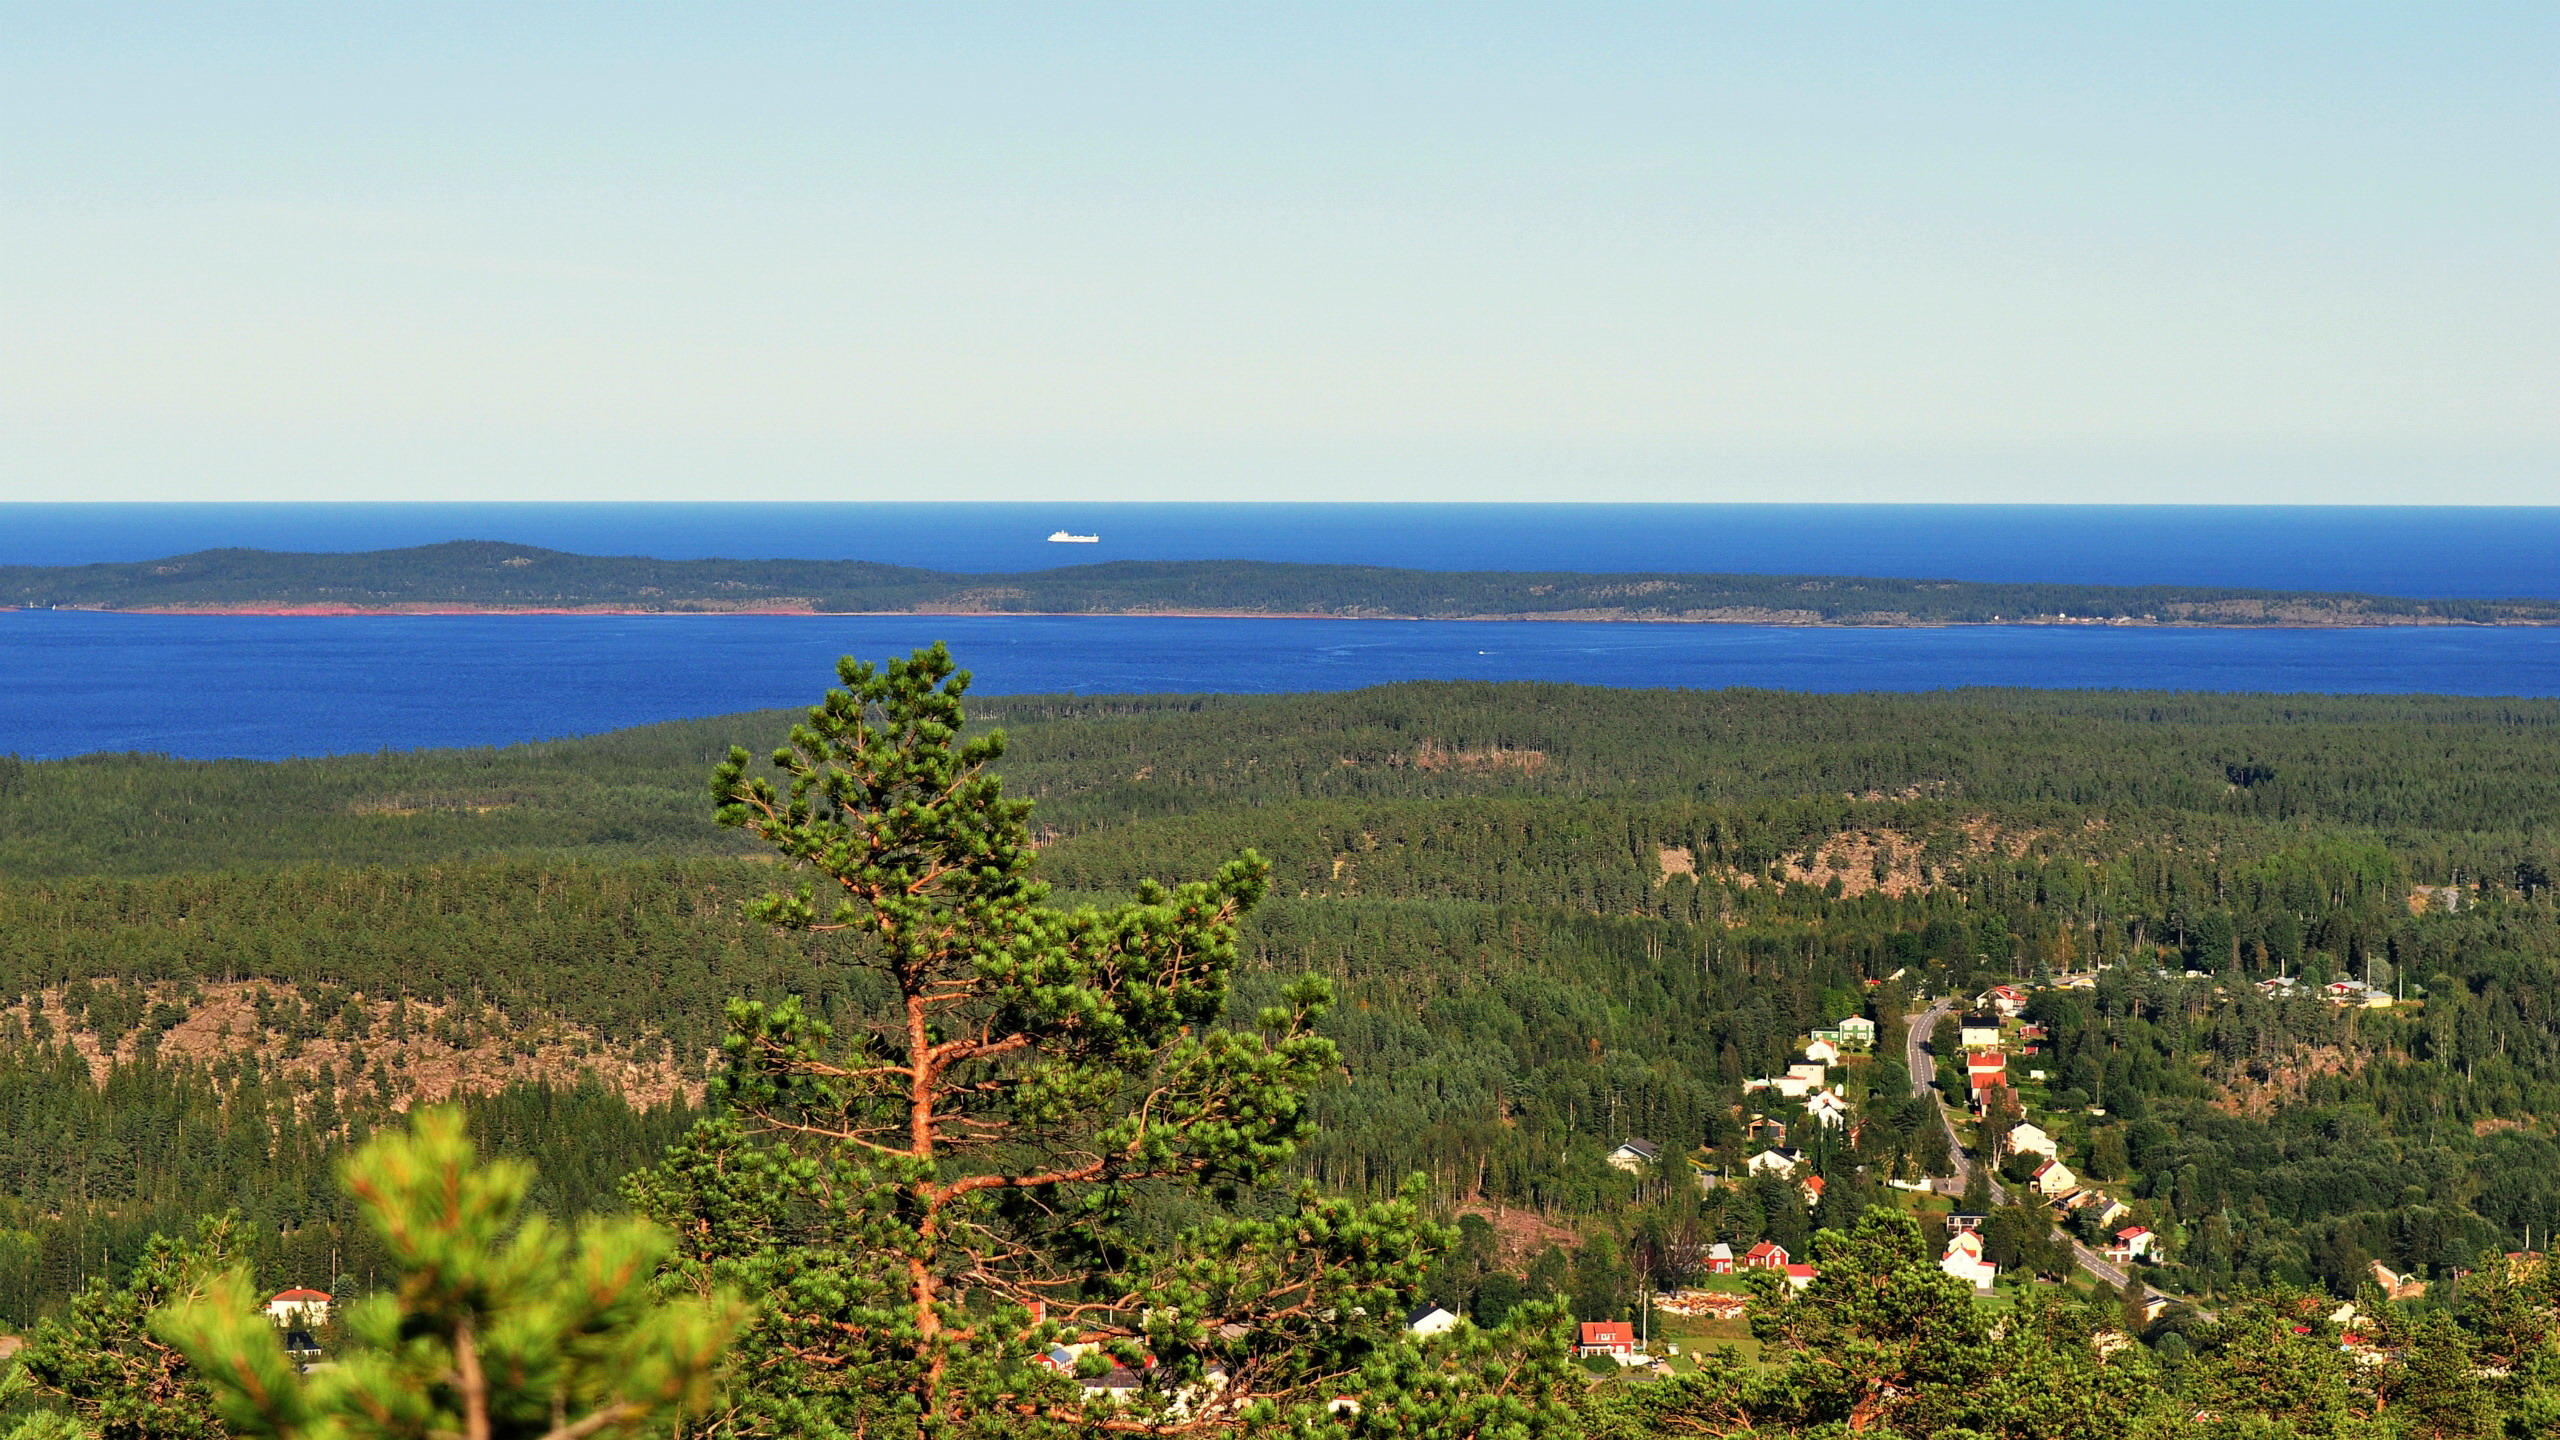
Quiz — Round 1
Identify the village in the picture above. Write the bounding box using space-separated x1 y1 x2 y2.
234 964 2470 1394
1563 973 2394 1373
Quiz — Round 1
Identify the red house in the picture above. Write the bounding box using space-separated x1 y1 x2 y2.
1742 1240 1790 1270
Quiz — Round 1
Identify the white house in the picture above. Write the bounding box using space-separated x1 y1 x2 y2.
266 1288 331 1327
1039 1346 1230 1412
1959 1015 2003 1049
1803 1038 1841 1065
1606 1138 1662 1173
2007 1122 2058 1160
1577 1321 1641 1362
2106 1227 2157 1263
1805 1090 1851 1129
1941 1230 1997 1291
1977 985 2029 1017
1406 1304 1463 1338
1835 1015 1878 1049
1786 1061 1828 1086
1747 1147 1804 1177
2030 1157 2079 1198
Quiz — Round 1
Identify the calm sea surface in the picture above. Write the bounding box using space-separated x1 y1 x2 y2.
7 610 2560 761
9 504 2560 759
5 502 2560 597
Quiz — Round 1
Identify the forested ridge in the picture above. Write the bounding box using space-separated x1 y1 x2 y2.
11 539 2560 624
3 677 2560 1434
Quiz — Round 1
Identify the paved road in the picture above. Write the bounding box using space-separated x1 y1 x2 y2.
1903 1001 2159 1301
1905 998 1988 1200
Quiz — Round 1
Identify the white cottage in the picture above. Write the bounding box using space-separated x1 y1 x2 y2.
2007 1122 2058 1160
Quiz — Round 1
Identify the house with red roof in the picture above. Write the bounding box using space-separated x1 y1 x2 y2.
1742 1240 1790 1270
1783 1263 1817 1291
2106 1226 2157 1262
1976 985 2029 1017
2030 1157 2079 1198
1941 1229 1997 1291
266 1288 331 1326
1577 1321 1639 1360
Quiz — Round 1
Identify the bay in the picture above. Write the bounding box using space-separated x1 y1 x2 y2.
5 502 2559 598
7 609 2560 762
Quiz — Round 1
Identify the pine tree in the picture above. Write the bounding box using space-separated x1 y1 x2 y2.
629 645 1572 1437
149 1108 739 1440
2370 1308 2498 1440
7 1216 241 1440
2175 1286 2375 1440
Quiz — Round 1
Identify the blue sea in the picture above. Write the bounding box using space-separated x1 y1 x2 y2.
8 611 2560 763
8 501 2560 596
6 503 2560 760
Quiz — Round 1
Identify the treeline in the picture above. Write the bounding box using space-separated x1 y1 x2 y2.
12 540 2559 624
0 1049 690 1328
0 858 840 1055
13 682 2560 876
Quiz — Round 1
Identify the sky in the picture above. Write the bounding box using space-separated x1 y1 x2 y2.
2 3 2555 505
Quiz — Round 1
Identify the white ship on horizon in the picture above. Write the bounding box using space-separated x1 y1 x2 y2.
1047 530 1100 543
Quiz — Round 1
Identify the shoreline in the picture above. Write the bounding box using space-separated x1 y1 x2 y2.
18 603 2559 630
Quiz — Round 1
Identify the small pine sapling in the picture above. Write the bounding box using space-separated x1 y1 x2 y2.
151 1107 740 1440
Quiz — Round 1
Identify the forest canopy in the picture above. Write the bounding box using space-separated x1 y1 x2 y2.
0 677 2555 1345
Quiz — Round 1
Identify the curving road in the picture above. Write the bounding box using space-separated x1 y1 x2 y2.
1904 1000 2163 1300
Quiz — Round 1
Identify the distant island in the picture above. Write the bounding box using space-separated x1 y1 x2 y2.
6 540 2557 627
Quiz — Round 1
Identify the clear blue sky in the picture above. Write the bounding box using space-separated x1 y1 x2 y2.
3 3 2554 503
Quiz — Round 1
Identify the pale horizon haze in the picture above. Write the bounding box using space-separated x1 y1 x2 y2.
2 4 2555 504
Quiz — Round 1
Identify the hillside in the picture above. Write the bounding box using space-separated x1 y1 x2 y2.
1 675 2558 1327
9 540 2560 625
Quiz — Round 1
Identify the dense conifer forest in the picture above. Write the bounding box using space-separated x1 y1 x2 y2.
3 678 2559 1406
11 540 2560 624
